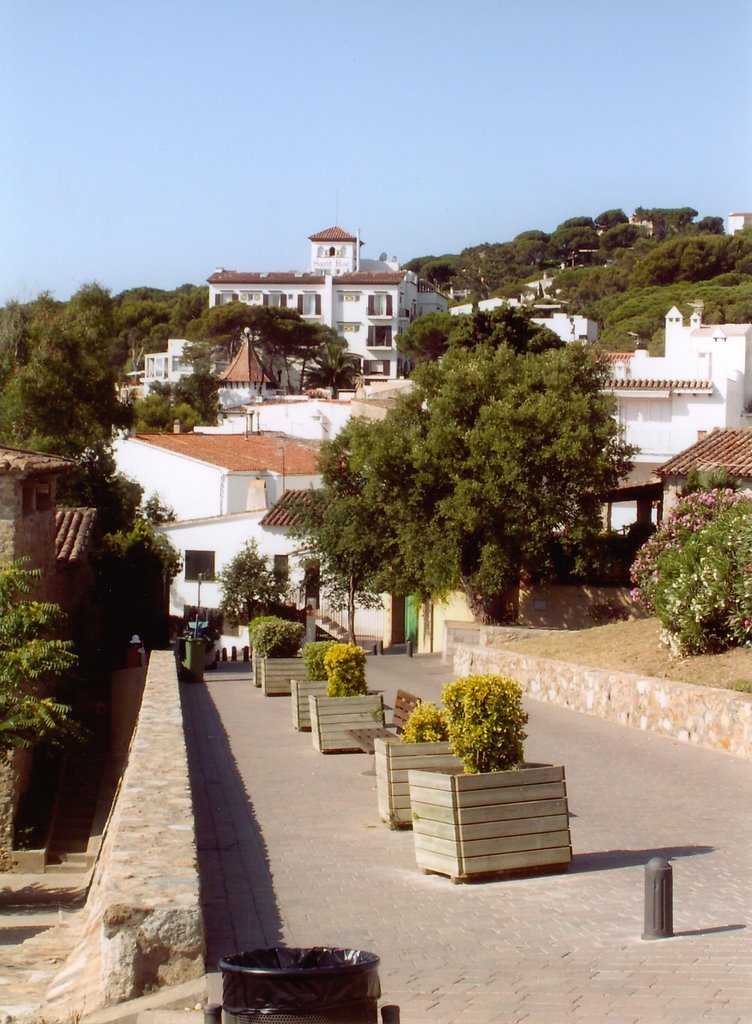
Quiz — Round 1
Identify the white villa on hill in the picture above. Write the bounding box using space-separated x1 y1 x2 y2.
207 226 448 382
449 296 599 343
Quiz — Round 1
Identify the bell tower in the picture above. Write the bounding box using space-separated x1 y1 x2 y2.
309 226 360 275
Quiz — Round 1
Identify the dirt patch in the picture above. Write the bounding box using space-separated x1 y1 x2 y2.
503 617 752 691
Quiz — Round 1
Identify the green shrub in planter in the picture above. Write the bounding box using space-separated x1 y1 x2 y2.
301 640 336 681
441 674 528 774
252 619 305 658
249 615 283 650
323 642 367 697
400 702 449 744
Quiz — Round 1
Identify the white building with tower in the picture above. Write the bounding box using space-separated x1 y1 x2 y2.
207 226 447 382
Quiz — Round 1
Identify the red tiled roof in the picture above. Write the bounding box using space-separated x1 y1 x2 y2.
308 226 358 242
207 271 324 285
601 352 633 364
56 507 97 564
134 433 321 475
220 341 276 385
658 428 752 478
335 272 405 285
604 378 713 392
259 488 320 528
0 445 73 475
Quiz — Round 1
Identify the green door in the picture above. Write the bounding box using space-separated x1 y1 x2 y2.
404 594 419 646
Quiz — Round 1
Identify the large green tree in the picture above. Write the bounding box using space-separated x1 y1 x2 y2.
338 328 632 622
292 434 389 642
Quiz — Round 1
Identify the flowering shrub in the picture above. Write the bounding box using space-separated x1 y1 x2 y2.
441 674 528 774
630 489 750 613
400 701 449 744
323 642 367 696
649 502 752 655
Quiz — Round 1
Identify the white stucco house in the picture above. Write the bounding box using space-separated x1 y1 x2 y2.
142 338 194 395
604 303 752 526
113 431 322 622
207 226 448 382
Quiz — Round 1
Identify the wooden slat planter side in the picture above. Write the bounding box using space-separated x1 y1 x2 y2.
291 678 328 731
374 738 462 828
260 657 301 696
251 656 261 688
408 764 572 883
309 694 385 753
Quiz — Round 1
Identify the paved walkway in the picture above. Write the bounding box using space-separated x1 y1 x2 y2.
182 652 752 1024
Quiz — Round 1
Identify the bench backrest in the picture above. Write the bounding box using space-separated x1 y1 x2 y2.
392 689 421 732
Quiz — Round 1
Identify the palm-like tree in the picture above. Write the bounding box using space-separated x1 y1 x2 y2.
304 338 359 396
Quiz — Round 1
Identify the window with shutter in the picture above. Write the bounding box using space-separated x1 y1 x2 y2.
367 296 375 315
386 295 393 316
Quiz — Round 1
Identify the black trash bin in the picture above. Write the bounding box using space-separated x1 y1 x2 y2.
219 946 381 1024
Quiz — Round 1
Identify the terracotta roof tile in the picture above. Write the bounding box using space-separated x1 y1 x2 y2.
0 445 73 475
259 488 319 528
207 271 324 285
658 428 752 478
601 352 633 364
134 432 321 475
308 226 358 242
335 272 405 285
55 508 97 564
220 341 276 385
604 378 713 392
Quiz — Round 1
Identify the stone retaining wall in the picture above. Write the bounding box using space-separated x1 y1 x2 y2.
454 643 752 761
47 650 205 1017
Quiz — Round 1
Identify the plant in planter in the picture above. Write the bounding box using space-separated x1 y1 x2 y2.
309 642 384 753
375 702 462 829
249 615 283 687
253 618 305 695
408 674 572 883
291 641 335 732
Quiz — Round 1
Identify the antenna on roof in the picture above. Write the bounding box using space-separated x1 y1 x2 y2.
335 189 339 226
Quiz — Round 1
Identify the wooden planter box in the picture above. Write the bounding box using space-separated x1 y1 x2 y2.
408 763 572 883
291 678 328 731
260 657 301 696
374 737 462 829
309 693 385 753
251 655 261 688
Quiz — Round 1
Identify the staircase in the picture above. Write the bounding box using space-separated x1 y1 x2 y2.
45 745 108 873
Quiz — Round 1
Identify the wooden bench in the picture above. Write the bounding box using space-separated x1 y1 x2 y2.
346 689 421 755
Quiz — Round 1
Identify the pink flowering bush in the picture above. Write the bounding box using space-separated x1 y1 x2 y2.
631 492 752 655
630 489 748 612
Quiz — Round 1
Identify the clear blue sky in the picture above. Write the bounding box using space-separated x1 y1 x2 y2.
3 0 751 303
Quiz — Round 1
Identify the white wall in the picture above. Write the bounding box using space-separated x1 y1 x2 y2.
114 437 226 520
157 513 303 619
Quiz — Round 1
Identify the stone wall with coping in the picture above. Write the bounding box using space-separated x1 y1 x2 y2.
49 650 205 1015
454 642 752 761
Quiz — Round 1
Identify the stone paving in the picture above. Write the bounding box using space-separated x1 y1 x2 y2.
181 652 752 1024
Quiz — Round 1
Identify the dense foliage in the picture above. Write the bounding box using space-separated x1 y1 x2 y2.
0 561 79 754
400 701 449 744
301 640 336 681
250 618 305 658
442 674 528 774
327 311 632 621
323 642 367 697
631 490 752 655
219 541 288 627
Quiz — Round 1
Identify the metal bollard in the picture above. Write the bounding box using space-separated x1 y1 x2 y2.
406 640 413 657
642 857 673 939
204 1003 222 1023
381 1006 401 1024
376 640 383 656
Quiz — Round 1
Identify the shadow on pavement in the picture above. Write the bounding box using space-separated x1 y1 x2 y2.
571 844 714 873
181 680 284 967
